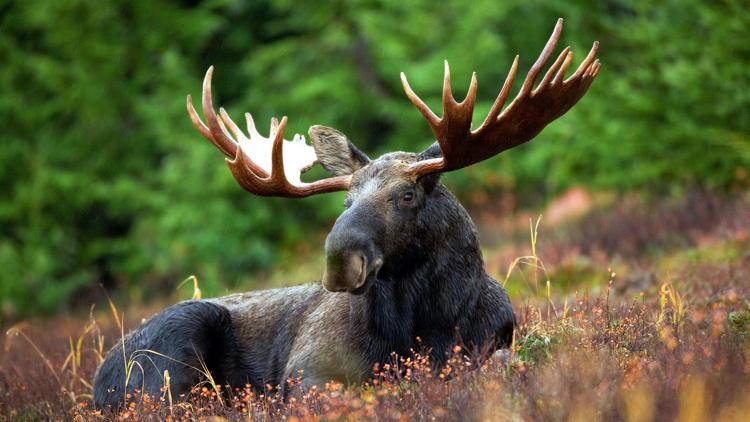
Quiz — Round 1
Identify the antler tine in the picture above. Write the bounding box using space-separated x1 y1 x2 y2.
219 107 243 140
245 113 261 139
463 72 478 106
553 50 574 85
567 41 599 83
534 46 571 94
200 66 239 158
519 17 564 96
478 55 519 131
186 94 213 142
269 116 290 186
591 60 601 77
400 72 440 128
441 60 454 108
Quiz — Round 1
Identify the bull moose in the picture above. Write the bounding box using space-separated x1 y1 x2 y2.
93 18 600 409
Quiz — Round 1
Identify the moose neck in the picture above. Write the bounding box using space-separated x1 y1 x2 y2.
348 184 487 360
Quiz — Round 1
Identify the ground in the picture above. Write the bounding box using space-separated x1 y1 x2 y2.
1 189 749 421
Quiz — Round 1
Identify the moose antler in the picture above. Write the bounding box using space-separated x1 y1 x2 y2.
187 66 351 197
401 18 600 177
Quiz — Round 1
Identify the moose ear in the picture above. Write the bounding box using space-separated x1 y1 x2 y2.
309 125 370 176
416 142 443 193
418 142 442 160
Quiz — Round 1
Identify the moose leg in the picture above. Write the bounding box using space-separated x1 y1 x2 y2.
93 300 243 410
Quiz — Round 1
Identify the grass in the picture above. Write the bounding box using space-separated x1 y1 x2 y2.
1 190 749 420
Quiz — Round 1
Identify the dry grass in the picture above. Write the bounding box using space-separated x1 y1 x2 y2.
1 191 749 421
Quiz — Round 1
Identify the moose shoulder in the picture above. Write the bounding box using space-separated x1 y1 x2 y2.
93 18 600 410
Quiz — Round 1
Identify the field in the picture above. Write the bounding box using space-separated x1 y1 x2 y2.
2 190 749 421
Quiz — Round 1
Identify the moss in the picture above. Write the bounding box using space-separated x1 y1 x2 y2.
656 240 742 274
728 309 750 342
515 332 559 364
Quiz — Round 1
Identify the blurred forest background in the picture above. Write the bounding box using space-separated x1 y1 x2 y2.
0 0 748 322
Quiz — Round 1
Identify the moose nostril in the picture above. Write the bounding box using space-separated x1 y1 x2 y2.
344 253 366 286
322 252 367 292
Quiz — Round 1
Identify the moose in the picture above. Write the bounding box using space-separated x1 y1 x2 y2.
93 18 599 409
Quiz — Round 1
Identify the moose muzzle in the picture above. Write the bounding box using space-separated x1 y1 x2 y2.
322 208 383 293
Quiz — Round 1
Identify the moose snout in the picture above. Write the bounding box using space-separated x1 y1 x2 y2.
322 211 383 293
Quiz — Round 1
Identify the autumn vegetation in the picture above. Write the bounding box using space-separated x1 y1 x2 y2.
2 191 749 420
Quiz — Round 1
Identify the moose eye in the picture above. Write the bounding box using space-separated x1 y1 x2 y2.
401 191 414 202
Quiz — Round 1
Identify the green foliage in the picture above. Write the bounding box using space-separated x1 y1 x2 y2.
515 331 558 364
728 308 750 343
0 0 748 319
